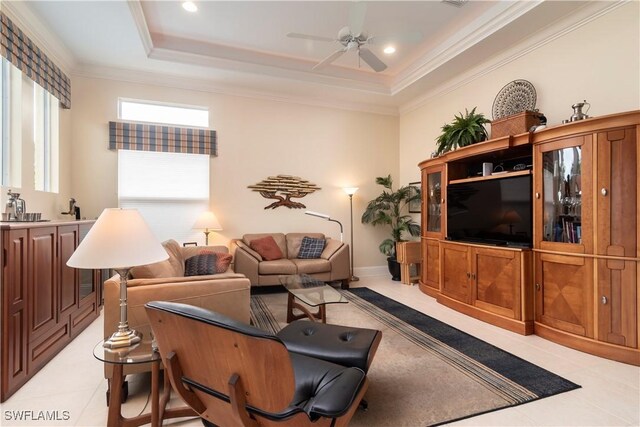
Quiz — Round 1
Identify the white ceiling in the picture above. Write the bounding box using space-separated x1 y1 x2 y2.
10 1 615 115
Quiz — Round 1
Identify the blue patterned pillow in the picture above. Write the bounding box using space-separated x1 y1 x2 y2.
297 236 326 259
184 252 232 276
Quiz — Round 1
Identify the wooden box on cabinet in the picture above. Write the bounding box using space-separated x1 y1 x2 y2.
491 110 542 139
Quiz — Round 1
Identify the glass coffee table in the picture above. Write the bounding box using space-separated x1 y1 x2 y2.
279 274 347 323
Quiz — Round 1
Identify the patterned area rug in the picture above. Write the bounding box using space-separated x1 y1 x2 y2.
250 287 580 427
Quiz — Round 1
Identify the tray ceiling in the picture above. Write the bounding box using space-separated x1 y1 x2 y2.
12 1 609 114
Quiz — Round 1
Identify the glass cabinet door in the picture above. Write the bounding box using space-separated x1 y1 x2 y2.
78 269 94 301
78 224 96 302
425 168 442 235
536 135 592 251
542 147 582 243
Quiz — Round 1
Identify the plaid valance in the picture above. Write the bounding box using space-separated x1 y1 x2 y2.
0 12 71 109
109 121 218 156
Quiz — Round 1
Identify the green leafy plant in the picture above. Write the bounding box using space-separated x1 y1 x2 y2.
435 107 490 155
361 175 421 257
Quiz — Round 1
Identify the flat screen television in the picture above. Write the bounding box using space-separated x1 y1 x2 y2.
447 175 532 247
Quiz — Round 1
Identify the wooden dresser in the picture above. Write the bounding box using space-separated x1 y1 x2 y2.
419 110 639 365
1 220 101 401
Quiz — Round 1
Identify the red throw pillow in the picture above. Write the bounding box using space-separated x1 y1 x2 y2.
249 236 283 261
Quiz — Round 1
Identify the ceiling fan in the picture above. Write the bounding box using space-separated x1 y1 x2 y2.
286 3 421 73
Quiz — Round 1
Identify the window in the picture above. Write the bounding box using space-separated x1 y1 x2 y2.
116 98 211 243
119 98 209 128
1 57 22 187
33 83 59 192
118 150 209 243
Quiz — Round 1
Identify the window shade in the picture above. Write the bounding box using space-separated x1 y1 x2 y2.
118 150 210 243
0 12 71 109
109 121 217 156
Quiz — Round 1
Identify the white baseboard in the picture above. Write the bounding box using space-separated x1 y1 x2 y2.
354 266 388 278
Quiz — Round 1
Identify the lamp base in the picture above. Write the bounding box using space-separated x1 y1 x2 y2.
103 328 142 349
350 276 360 282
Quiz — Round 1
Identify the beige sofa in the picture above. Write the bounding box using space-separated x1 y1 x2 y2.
232 233 350 288
103 242 251 379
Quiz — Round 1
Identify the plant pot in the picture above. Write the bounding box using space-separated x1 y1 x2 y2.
387 257 401 281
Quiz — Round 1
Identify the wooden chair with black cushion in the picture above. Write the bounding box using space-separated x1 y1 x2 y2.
145 301 369 427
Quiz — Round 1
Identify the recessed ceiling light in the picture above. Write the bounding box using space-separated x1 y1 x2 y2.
182 1 198 12
384 46 396 55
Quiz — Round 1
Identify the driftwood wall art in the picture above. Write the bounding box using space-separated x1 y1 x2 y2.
248 175 321 209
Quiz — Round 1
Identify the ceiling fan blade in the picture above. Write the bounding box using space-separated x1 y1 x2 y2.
286 32 335 42
313 48 347 70
368 31 423 45
358 47 387 72
349 2 367 36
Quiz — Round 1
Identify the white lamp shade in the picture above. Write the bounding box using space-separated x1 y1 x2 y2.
343 187 358 196
67 208 168 269
193 211 222 230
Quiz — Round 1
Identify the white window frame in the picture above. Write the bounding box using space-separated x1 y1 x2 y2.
118 98 209 128
1 58 22 187
33 83 59 193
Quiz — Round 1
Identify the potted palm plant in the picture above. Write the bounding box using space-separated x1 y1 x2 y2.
435 107 491 156
361 175 421 280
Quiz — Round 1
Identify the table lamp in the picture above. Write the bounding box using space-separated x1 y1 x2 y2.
193 211 222 245
67 208 168 348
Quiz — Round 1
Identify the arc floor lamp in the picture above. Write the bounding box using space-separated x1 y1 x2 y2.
304 211 343 242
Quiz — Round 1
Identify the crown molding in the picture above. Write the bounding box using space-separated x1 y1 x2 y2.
1 1 77 74
127 0 153 56
398 0 626 115
391 0 542 95
149 44 391 95
127 0 391 96
72 63 399 117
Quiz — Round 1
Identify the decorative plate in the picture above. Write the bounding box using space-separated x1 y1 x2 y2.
492 79 536 120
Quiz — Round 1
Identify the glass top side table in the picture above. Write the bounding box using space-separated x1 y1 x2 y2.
93 326 196 427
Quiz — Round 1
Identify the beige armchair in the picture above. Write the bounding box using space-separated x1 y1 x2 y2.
232 233 350 288
103 243 251 381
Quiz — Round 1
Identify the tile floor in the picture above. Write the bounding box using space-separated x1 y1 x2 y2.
1 275 638 426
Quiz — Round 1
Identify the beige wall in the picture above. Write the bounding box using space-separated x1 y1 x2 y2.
5 1 638 272
69 76 399 270
400 1 640 185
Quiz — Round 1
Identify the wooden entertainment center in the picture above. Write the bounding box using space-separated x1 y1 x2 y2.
419 110 639 365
